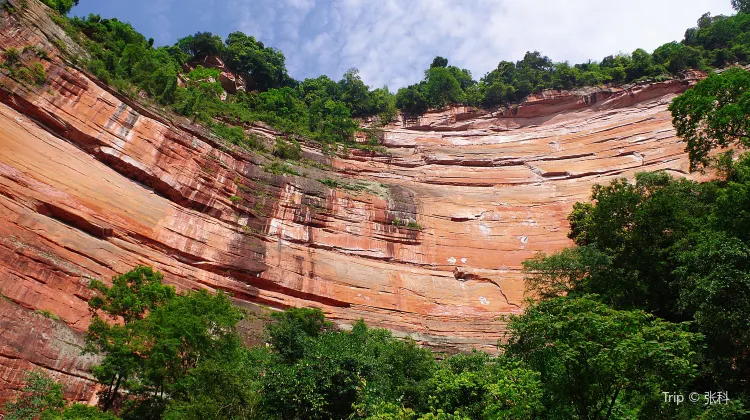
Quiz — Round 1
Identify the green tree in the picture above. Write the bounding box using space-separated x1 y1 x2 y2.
669 68 750 170
531 156 750 402
262 332 369 419
423 67 463 108
2 47 21 67
563 172 714 319
256 87 308 130
272 137 302 160
263 319 436 420
308 98 359 144
85 266 176 411
396 85 429 117
85 266 243 418
504 296 701 420
482 361 544 420
676 231 750 392
732 0 750 13
172 67 226 123
223 31 290 91
447 66 475 92
3 371 118 420
371 86 398 124
626 48 656 80
163 346 268 420
522 246 611 299
551 62 582 90
339 68 375 117
40 0 79 15
62 405 120 420
480 80 515 108
87 265 175 324
266 307 331 362
178 32 225 60
298 75 342 106
430 56 448 68
3 370 65 420
411 353 543 420
652 42 704 74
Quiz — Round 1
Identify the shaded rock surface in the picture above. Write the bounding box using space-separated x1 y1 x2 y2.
0 0 711 403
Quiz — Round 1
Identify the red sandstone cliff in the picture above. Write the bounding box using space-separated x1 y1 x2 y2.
0 0 711 403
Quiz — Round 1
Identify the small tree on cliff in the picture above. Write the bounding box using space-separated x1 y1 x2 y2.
40 0 79 15
3 370 120 420
2 370 64 420
177 32 225 61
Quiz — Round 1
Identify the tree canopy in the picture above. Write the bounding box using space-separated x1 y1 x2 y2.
733 0 750 13
60 3 750 143
669 68 750 170
505 296 700 419
524 155 750 408
40 0 79 15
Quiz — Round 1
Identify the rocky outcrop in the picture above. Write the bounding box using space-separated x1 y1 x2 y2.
184 56 248 94
0 298 98 403
0 0 710 404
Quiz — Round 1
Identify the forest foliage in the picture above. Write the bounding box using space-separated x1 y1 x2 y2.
34 2 750 147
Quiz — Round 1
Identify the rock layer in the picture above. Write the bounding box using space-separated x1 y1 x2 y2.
0 0 710 403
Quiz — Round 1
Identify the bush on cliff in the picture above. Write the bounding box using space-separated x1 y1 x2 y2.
40 0 78 15
1 370 118 420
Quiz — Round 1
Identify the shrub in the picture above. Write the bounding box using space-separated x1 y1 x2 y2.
272 138 302 160
212 123 245 144
2 370 65 419
29 62 47 84
318 178 340 188
34 309 59 320
15 66 33 83
2 47 21 67
263 161 300 176
24 45 49 60
40 0 78 15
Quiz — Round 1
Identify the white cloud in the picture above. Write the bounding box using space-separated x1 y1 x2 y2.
224 0 734 89
75 0 737 89
146 0 174 44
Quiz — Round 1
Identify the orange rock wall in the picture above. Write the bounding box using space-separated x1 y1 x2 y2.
0 0 709 403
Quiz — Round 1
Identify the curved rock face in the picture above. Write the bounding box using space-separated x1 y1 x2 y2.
0 0 709 403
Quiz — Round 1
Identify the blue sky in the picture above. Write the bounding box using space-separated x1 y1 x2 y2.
73 0 735 90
